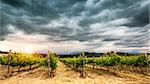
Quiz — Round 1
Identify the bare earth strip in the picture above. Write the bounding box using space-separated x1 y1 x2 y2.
0 62 149 84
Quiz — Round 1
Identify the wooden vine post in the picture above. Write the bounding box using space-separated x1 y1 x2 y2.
73 56 75 69
81 52 86 78
47 50 51 77
145 53 149 75
92 57 95 69
7 50 12 77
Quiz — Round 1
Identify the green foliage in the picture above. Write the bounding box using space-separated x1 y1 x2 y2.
50 55 58 70
39 53 58 70
133 55 148 67
61 54 149 68
0 56 9 65
0 53 46 67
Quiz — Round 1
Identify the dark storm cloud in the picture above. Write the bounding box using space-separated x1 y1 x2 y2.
1 0 28 8
1 0 85 34
0 0 149 48
102 38 121 41
79 0 149 27
122 3 149 27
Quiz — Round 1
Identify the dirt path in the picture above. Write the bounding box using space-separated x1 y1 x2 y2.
0 62 149 84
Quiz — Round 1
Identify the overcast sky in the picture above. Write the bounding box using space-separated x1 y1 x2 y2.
0 0 149 53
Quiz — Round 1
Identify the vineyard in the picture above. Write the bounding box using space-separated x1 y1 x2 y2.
60 53 149 77
0 51 150 84
0 51 58 78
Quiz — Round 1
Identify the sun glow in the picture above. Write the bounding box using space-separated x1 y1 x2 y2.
0 40 46 53
22 45 35 53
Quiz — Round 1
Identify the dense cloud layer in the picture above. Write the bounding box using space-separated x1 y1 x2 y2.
0 0 149 53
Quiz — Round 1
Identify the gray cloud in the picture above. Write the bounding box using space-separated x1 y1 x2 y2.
0 0 149 50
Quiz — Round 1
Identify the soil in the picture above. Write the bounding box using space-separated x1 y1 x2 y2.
0 62 149 84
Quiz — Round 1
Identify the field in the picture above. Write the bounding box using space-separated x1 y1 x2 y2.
0 52 150 84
